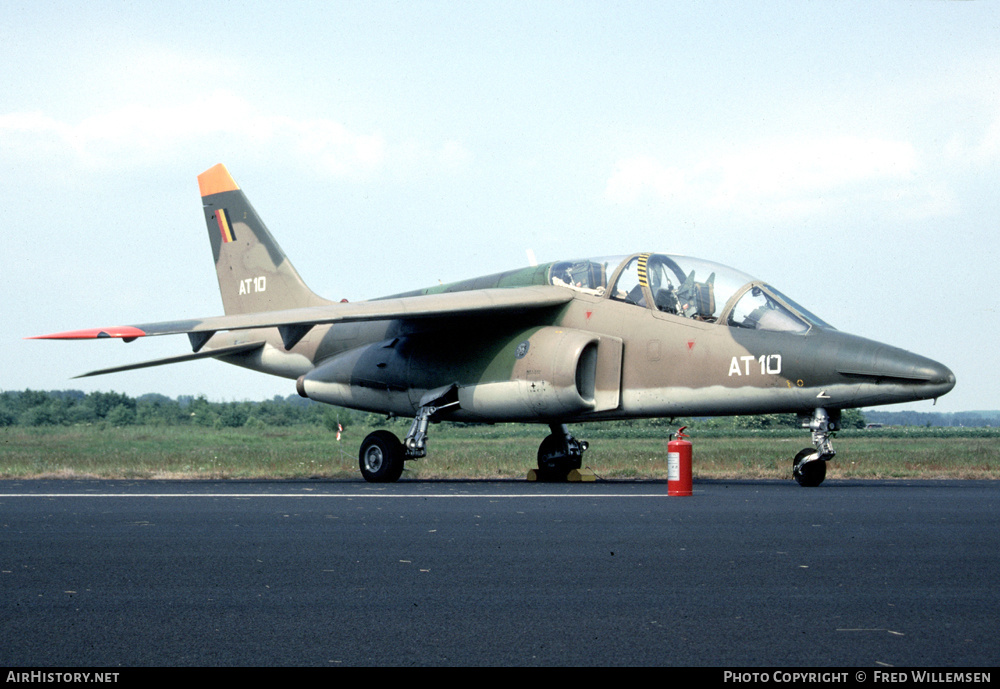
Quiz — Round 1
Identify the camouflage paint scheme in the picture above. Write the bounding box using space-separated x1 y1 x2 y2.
33 164 955 484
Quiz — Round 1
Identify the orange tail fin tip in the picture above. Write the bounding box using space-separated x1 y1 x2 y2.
197 163 240 197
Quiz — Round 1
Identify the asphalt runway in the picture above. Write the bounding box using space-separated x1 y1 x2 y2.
1 479 996 667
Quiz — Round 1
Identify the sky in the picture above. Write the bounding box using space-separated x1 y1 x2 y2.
2 1 998 413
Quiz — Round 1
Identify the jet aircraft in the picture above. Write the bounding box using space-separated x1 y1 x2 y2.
32 164 956 485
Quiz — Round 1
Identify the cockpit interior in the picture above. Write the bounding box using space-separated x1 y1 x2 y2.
547 253 832 334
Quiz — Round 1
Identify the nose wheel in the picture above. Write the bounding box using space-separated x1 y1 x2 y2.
792 408 838 487
793 447 827 487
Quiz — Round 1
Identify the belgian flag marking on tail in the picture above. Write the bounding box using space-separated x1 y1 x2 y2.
215 208 237 243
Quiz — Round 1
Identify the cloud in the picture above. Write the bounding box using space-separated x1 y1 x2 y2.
605 136 925 219
605 155 691 205
0 91 467 179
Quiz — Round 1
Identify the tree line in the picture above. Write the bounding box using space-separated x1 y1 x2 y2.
863 409 998 428
0 389 366 431
0 389 878 431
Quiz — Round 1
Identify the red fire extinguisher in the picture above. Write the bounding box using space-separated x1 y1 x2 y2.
668 426 692 496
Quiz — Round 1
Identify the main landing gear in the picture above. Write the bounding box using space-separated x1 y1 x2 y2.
359 429 406 483
792 408 838 487
358 392 458 483
358 418 592 483
535 423 589 481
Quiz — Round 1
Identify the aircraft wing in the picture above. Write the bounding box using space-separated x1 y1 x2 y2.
30 285 574 352
71 342 267 378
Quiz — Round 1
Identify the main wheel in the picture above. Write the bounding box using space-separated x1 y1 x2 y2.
793 447 826 487
359 430 405 483
537 433 583 473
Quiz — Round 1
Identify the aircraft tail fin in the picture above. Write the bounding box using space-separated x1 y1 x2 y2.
198 164 331 315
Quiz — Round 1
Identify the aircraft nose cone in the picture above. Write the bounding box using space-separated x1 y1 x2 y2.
924 359 956 396
918 358 955 387
877 347 955 393
836 339 956 402
893 354 956 403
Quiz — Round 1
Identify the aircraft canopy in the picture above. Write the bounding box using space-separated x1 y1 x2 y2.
547 253 832 333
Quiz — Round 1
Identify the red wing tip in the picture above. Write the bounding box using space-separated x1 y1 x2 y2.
27 327 147 341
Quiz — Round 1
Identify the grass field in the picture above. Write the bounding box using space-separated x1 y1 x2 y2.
2 424 998 481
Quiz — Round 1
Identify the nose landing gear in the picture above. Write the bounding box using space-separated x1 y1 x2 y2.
793 408 838 487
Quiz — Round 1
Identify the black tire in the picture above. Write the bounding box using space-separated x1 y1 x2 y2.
537 433 583 473
793 448 826 487
359 430 405 483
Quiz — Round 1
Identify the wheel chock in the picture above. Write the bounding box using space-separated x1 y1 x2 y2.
568 468 596 482
526 469 545 481
527 468 595 482
527 468 563 482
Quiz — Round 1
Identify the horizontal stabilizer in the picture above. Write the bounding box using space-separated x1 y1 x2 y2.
72 342 265 378
31 285 573 349
27 326 147 341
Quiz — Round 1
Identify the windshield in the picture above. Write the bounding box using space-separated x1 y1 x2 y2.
546 252 829 333
728 286 809 333
763 284 833 329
